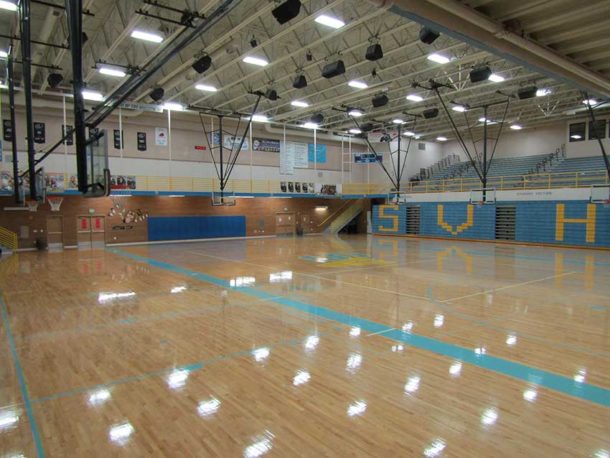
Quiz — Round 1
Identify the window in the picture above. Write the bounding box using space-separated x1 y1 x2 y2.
418 142 426 151
569 122 586 142
588 119 607 140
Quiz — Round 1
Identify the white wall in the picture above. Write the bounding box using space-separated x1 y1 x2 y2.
441 122 565 161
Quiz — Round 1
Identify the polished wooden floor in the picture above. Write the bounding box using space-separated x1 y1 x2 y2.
1 235 609 457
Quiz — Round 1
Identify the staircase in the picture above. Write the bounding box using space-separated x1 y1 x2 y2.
0 227 18 256
325 200 364 234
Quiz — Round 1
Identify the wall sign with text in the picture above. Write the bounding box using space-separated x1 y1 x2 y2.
34 122 46 143
137 132 147 151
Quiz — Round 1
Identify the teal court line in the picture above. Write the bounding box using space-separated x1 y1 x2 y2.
0 294 46 458
110 247 610 408
31 332 330 404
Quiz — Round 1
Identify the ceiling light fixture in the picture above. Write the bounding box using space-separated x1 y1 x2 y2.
0 50 8 58
99 67 126 78
488 73 505 83
130 30 163 43
536 88 552 97
349 128 361 134
427 53 450 64
406 94 423 102
510 124 523 130
195 84 217 92
243 56 269 67
393 119 405 124
436 136 447 142
291 100 309 108
452 105 467 112
348 80 368 89
0 1 18 11
82 90 104 101
583 99 598 106
347 108 364 117
303 122 319 129
251 114 269 122
163 102 184 111
314 14 345 29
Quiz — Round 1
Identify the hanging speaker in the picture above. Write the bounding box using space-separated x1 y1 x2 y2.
150 87 165 102
311 113 324 124
265 89 279 101
292 74 307 89
469 66 492 83
419 27 439 44
360 123 374 132
47 73 64 88
372 94 389 108
365 43 383 61
272 0 302 25
423 108 439 119
192 55 212 74
321 60 345 79
518 86 538 100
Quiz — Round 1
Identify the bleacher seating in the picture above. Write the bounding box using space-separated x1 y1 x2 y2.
459 154 550 178
548 156 607 174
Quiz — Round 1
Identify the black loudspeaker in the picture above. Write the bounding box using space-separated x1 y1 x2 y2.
469 66 491 83
192 55 212 74
150 87 165 102
365 43 383 61
321 60 345 79
265 89 279 101
360 123 374 132
272 0 301 25
423 108 439 119
293 74 307 89
47 73 63 88
518 86 538 100
311 113 324 124
372 94 389 107
419 27 439 44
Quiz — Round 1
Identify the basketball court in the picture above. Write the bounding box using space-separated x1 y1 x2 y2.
1 0 610 456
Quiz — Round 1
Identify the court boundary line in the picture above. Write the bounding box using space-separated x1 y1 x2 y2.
109 248 610 408
0 293 46 458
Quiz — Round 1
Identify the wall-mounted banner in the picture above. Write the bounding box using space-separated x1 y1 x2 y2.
113 129 123 149
315 183 341 195
209 130 249 151
252 137 280 153
3 120 12 142
45 173 65 192
155 127 168 146
292 142 308 168
354 153 382 163
34 122 46 143
120 101 164 113
308 143 327 164
62 125 74 146
137 132 147 151
280 141 295 175
111 175 136 190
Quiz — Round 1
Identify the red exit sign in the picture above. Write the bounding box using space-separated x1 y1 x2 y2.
194 145 206 150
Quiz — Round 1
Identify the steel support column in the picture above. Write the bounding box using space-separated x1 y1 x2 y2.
20 0 37 200
7 52 20 204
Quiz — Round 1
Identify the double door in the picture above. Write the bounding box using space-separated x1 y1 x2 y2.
77 216 105 249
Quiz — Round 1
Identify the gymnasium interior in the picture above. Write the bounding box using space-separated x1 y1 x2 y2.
0 0 609 456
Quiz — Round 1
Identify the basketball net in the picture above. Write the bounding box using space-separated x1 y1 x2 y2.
48 197 64 212
26 200 39 212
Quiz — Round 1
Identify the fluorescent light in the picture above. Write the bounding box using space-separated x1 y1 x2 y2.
82 90 104 101
163 102 184 111
427 53 450 64
414 134 422 139
314 14 345 29
570 134 582 139
452 105 467 112
392 119 405 124
291 100 309 108
403 131 415 137
536 88 552 97
251 114 269 122
436 136 447 142
583 99 598 106
510 124 523 130
131 29 163 43
99 67 126 78
195 84 217 92
303 122 319 129
488 73 505 83
243 56 268 67
479 117 497 125
0 50 8 58
0 1 18 11
349 128 361 134
348 80 368 89
406 94 423 102
348 108 364 117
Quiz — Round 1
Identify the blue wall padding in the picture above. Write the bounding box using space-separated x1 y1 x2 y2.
148 215 246 241
372 201 610 248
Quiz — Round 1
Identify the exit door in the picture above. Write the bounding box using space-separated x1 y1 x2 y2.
77 216 105 249
46 216 63 251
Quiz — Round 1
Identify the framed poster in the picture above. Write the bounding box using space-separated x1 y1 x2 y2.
155 127 168 146
252 137 280 152
137 132 147 151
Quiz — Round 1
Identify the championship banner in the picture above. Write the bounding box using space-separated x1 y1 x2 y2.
209 131 249 151
280 141 295 175
137 132 147 151
308 143 327 163
252 137 280 153
113 129 123 149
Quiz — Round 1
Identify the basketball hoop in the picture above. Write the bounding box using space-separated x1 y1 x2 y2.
603 199 610 208
48 196 64 212
26 200 39 212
